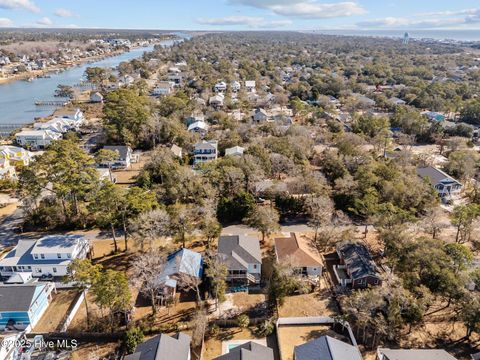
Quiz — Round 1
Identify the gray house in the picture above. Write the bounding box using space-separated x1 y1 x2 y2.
377 348 457 360
214 342 273 360
335 242 382 289
217 235 262 285
294 336 362 360
417 166 462 199
125 332 191 360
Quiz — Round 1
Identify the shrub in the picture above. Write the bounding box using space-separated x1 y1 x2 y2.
236 314 250 329
124 327 144 354
256 319 274 337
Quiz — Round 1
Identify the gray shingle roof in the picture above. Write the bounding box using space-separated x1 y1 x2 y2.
217 235 262 271
336 241 380 280
0 284 45 312
214 342 274 360
416 167 461 187
378 348 457 360
125 333 191 360
294 336 362 360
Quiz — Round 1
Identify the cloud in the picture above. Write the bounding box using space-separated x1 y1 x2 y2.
0 17 13 27
357 8 480 29
196 15 292 28
0 0 39 12
54 8 74 18
229 0 366 19
36 16 53 26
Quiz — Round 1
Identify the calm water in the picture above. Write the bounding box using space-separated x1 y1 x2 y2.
0 41 172 125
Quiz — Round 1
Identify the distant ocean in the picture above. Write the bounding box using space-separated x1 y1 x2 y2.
307 30 480 42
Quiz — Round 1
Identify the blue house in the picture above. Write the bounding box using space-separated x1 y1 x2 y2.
157 249 203 299
0 283 55 331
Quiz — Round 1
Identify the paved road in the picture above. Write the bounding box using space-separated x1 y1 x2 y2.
221 222 313 236
0 206 24 248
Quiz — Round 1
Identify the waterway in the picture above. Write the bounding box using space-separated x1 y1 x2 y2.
0 40 175 125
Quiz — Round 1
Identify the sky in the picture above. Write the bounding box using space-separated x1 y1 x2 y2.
0 0 480 31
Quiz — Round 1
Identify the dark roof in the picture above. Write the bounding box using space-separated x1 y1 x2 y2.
294 336 362 360
218 235 262 271
336 242 380 280
378 348 457 360
125 333 191 360
416 167 461 187
103 145 131 160
214 342 274 360
0 284 45 312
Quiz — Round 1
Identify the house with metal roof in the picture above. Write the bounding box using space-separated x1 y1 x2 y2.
0 283 55 331
377 348 457 360
217 235 262 285
193 140 218 165
274 233 322 277
416 166 462 199
125 332 191 360
335 241 381 289
0 235 90 278
156 248 203 299
294 336 362 360
214 341 274 360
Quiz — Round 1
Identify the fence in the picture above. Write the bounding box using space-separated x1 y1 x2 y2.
59 290 87 332
275 316 358 360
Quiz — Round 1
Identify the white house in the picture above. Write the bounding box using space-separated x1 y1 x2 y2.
231 80 241 92
152 81 175 96
102 145 134 169
225 146 244 157
15 130 61 150
214 81 227 92
417 166 462 199
187 120 209 135
245 80 256 93
193 140 218 165
209 94 224 108
217 235 262 285
0 235 90 278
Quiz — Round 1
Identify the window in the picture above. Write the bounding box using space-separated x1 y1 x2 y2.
40 254 45 259
67 254 71 259
253 264 257 269
36 268 42 273
57 253 61 259
53 267 57 273
34 254 38 259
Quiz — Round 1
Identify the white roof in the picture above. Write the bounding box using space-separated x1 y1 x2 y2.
31 234 86 255
188 121 208 132
245 80 256 87
225 146 245 156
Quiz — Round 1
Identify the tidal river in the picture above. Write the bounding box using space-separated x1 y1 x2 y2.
0 40 173 125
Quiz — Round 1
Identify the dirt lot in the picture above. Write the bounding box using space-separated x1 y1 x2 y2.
33 289 79 332
112 152 150 184
279 279 337 318
277 325 351 360
70 342 119 360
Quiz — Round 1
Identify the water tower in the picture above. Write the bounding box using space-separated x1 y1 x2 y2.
403 32 410 44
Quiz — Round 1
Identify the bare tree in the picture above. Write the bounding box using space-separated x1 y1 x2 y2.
130 249 168 314
129 209 171 251
421 207 448 239
305 195 334 242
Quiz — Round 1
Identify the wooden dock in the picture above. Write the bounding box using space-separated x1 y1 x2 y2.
34 100 70 106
